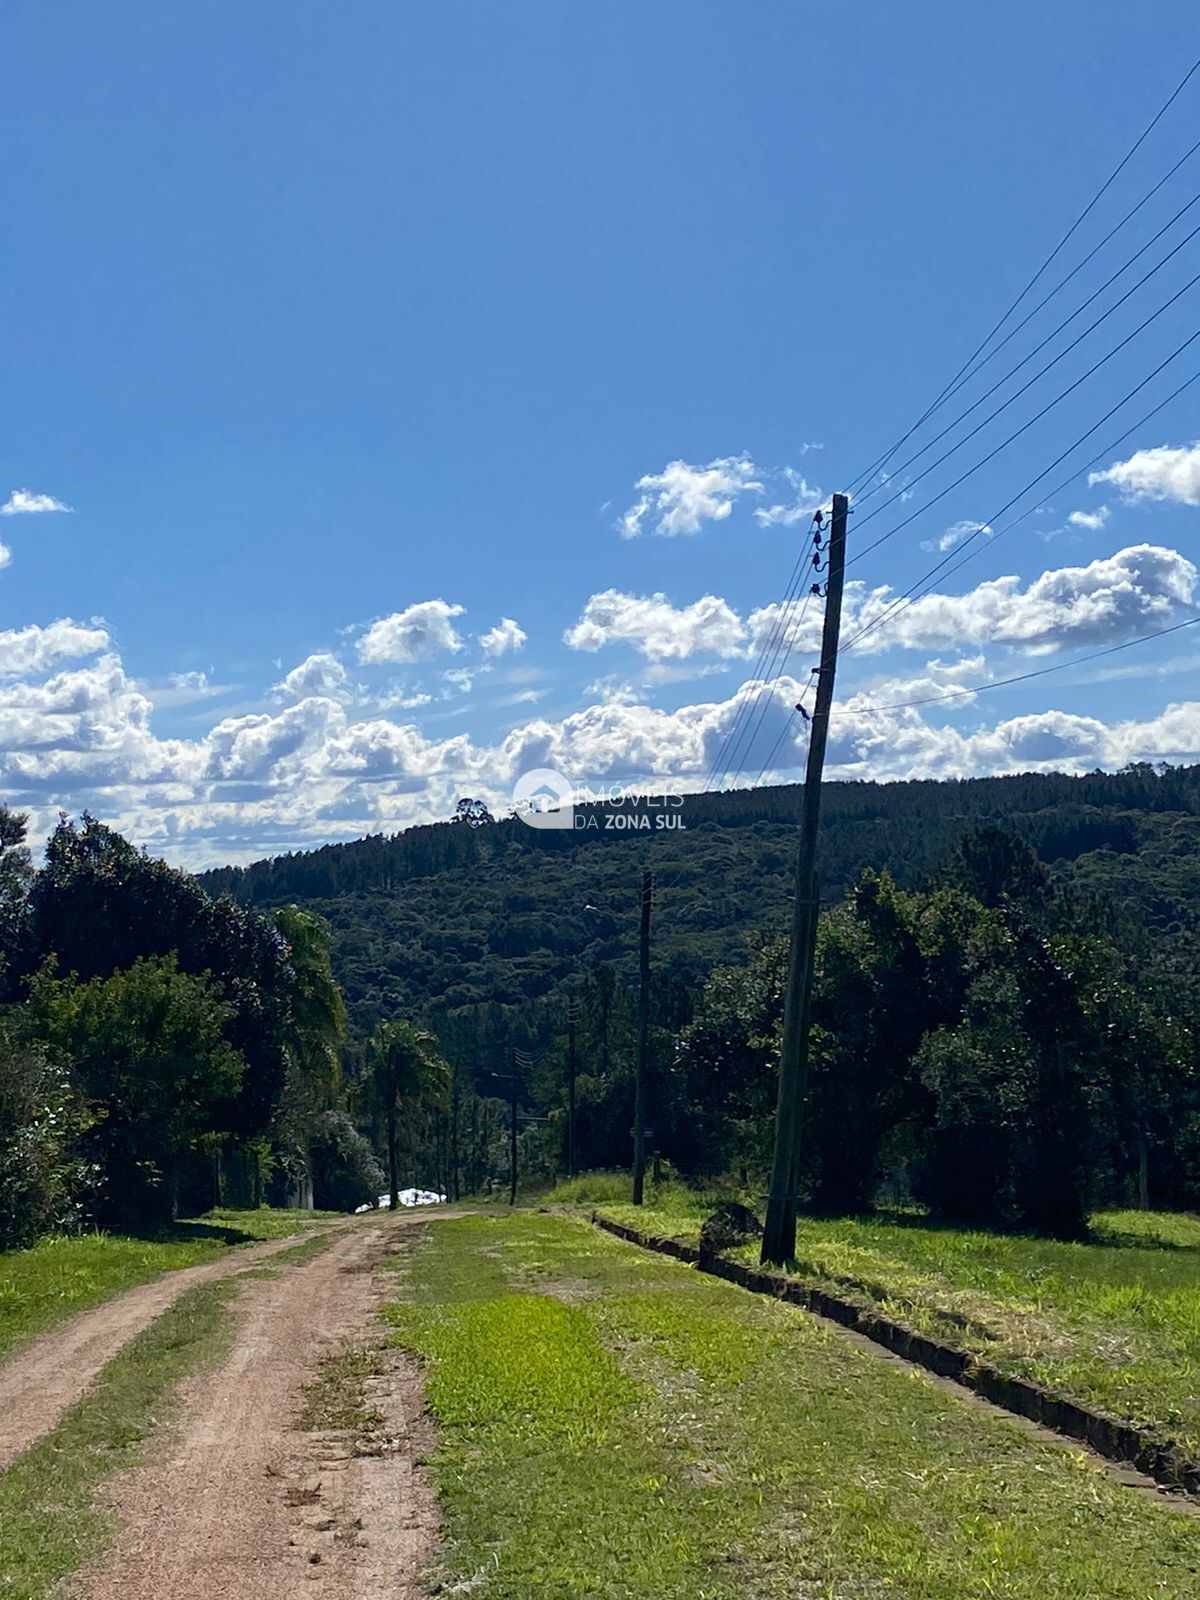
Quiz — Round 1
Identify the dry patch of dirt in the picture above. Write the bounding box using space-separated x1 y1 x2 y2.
71 1215 441 1599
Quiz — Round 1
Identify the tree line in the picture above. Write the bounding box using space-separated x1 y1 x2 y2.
0 811 513 1248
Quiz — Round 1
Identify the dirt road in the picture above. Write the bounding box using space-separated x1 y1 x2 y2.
72 1213 439 1600
0 1224 348 1472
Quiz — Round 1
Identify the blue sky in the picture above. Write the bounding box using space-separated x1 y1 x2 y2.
2 2 1199 865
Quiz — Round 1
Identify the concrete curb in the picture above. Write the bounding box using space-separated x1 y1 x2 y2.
591 1211 1200 1497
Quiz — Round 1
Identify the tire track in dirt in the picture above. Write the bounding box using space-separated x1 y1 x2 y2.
0 1221 350 1472
72 1213 442 1600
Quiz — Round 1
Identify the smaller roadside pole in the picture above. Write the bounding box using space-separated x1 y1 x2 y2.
509 1050 519 1204
565 994 579 1179
761 493 849 1266
490 1050 523 1205
632 869 653 1204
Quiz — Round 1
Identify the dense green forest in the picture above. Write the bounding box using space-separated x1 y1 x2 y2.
200 762 1200 1032
4 762 1200 1250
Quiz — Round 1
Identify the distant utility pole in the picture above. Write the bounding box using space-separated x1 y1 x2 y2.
761 493 848 1266
450 1063 461 1202
489 1052 522 1205
508 1047 519 1206
566 995 579 1179
633 869 653 1205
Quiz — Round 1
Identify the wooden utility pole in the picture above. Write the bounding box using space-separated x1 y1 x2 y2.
761 493 849 1266
508 1046 519 1206
386 1097 400 1211
450 1063 461 1202
566 996 579 1178
633 870 653 1205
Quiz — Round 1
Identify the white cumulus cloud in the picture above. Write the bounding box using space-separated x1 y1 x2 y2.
480 617 527 657
0 488 73 517
620 454 762 538
273 651 351 702
0 619 110 678
564 590 747 662
357 600 465 664
824 544 1195 657
1067 506 1110 530
1090 442 1200 505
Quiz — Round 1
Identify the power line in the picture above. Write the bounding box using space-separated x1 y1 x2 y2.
846 54 1200 498
837 348 1200 662
842 613 1200 718
720 587 815 786
716 314 1200 791
706 513 823 791
851 199 1200 511
708 337 1200 803
694 60 1200 812
900 132 1200 431
745 612 1200 789
701 540 810 791
847 263 1200 566
755 702 806 787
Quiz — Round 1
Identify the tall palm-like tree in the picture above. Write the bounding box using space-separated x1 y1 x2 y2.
276 907 347 1207
371 1019 450 1208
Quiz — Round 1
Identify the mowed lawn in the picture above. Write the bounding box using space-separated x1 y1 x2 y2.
590 1184 1200 1456
386 1211 1200 1600
0 1207 337 1359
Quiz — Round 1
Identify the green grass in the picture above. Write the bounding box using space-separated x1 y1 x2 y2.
591 1188 1200 1456
544 1177 732 1209
385 1210 1200 1599
0 1206 338 1360
0 1276 238 1600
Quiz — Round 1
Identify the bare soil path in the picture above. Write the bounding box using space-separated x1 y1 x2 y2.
72 1212 441 1600
0 1222 351 1472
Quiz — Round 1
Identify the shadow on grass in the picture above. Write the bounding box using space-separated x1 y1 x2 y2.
1088 1227 1200 1254
117 1218 259 1248
819 1206 1200 1254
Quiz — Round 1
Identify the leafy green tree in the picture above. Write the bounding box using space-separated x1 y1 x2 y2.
452 798 495 827
675 936 785 1178
806 873 936 1213
370 1020 450 1207
0 807 33 989
913 912 1129 1238
29 815 292 1161
28 955 245 1224
308 1110 385 1210
0 1016 91 1247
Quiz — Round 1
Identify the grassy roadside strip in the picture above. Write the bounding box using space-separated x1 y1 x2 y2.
0 1207 340 1360
0 1276 237 1600
385 1211 1200 1600
579 1182 1200 1457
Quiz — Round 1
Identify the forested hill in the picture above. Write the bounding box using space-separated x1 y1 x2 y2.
196 763 1200 1040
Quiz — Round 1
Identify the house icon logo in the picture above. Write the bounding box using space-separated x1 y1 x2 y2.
513 767 575 831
